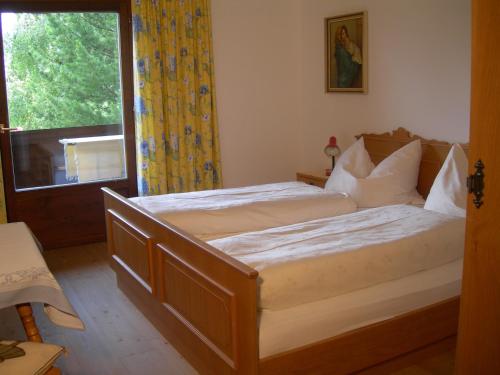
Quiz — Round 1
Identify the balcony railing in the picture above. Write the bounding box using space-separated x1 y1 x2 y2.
10 124 123 190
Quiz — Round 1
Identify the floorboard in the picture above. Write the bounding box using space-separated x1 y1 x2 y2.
0 242 456 374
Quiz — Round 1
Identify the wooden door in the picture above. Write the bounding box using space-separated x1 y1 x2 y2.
0 0 136 249
455 0 500 372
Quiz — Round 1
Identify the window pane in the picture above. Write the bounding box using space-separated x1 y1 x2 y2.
1 12 126 190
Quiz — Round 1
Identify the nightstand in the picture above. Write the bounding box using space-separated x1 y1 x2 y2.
296 172 329 188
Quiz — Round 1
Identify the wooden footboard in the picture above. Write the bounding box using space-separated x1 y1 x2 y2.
103 188 259 374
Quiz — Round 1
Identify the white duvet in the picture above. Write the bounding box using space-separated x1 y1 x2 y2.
209 205 465 310
130 182 357 240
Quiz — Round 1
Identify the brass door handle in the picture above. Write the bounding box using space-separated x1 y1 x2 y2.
0 124 23 134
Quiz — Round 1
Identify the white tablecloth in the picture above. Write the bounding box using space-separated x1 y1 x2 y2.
0 222 84 330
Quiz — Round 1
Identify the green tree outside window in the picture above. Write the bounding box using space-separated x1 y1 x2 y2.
4 12 122 130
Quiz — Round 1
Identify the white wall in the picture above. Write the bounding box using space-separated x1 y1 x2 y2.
211 0 302 187
211 0 471 184
298 0 471 172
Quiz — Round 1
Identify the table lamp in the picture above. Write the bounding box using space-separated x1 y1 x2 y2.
324 136 341 172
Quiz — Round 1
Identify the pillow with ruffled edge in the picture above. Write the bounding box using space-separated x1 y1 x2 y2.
326 139 423 208
424 144 468 217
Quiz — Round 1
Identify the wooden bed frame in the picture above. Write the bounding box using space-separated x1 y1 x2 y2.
103 128 466 374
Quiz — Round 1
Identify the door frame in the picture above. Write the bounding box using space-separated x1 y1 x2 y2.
0 0 137 247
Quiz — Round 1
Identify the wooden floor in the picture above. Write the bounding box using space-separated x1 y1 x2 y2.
0 243 456 374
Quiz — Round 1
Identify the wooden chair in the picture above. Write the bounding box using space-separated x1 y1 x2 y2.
0 339 63 375
0 303 64 374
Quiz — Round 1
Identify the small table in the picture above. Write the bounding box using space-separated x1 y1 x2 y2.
59 134 125 183
0 222 84 335
296 172 329 188
0 223 83 374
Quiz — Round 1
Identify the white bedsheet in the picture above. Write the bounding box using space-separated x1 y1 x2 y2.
209 205 465 310
131 182 357 240
259 259 462 358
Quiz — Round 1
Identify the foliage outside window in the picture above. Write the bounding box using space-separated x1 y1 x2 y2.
3 13 122 130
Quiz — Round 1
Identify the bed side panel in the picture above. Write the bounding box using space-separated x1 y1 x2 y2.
260 297 460 374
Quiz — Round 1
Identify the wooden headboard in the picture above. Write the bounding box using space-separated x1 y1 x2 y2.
358 128 469 198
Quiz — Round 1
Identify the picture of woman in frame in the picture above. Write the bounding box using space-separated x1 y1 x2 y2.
326 12 366 92
335 25 362 88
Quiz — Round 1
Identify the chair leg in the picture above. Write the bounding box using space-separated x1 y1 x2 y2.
16 303 62 374
16 303 43 343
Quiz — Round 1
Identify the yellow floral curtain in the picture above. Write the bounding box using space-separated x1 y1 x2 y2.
132 0 222 195
0 154 7 223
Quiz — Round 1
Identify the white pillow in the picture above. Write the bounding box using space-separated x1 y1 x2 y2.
325 137 374 193
326 139 422 208
424 144 468 217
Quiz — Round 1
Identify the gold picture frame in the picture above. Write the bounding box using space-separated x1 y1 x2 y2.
325 12 367 92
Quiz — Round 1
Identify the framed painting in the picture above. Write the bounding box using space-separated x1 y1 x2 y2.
325 12 367 92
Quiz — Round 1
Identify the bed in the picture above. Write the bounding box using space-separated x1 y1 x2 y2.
102 128 467 374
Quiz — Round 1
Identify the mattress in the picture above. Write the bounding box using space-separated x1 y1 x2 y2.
130 182 357 240
209 205 465 310
259 258 463 358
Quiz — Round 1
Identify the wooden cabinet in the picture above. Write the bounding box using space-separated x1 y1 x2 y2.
296 172 328 188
